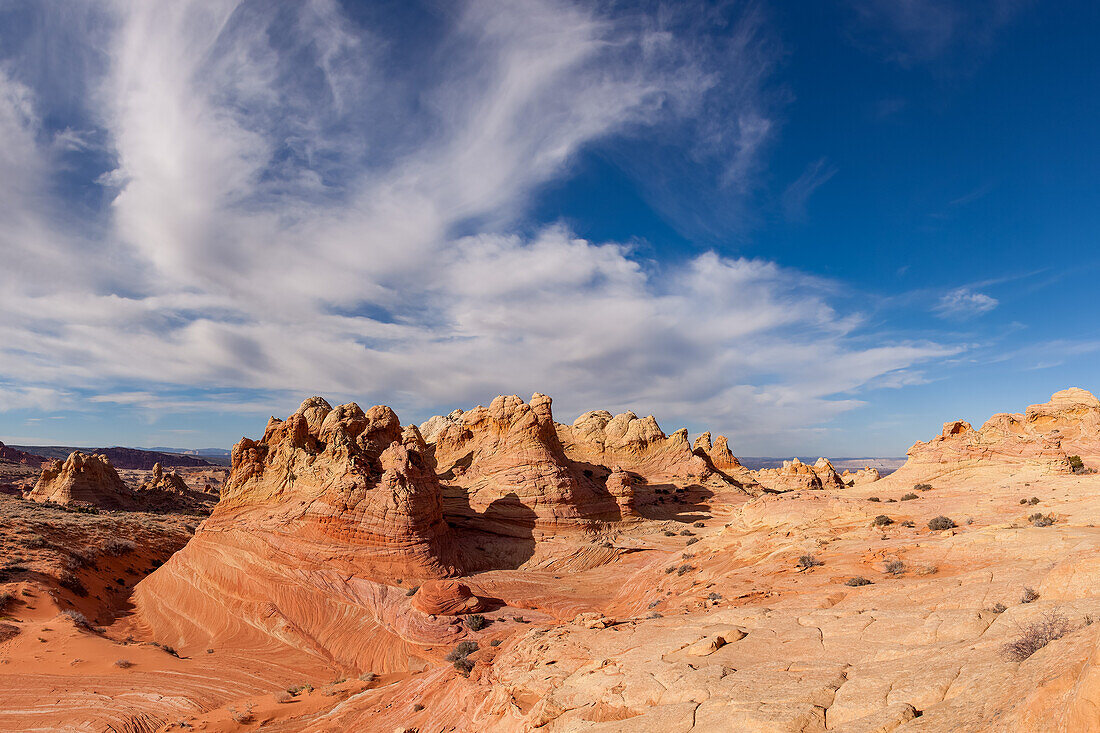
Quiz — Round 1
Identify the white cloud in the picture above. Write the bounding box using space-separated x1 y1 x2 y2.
934 288 999 319
0 0 961 451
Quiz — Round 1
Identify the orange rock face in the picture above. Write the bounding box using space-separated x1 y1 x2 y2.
27 451 136 509
753 457 824 492
411 580 486 616
896 388 1100 481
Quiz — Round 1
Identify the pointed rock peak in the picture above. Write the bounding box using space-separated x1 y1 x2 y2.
693 432 713 452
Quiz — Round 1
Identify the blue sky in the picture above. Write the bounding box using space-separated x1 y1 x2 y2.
0 0 1097 456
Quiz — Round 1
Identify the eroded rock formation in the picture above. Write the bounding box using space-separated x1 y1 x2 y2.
752 457 824 492
27 452 136 509
895 388 1100 481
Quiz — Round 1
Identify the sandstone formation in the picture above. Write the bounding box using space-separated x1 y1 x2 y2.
894 388 1100 482
812 457 847 490
841 466 881 485
411 580 486 616
137 462 189 495
753 457 824 492
27 451 136 509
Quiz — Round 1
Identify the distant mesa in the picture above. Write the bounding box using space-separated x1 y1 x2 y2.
8 444 214 470
896 387 1100 480
0 441 47 467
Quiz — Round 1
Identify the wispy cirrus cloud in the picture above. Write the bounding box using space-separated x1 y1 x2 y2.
934 287 999 319
0 0 961 453
782 157 837 221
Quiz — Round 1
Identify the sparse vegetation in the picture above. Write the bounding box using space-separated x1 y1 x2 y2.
1029 513 1055 527
664 566 676 574
229 703 254 723
884 560 905 576
114 658 133 668
413 702 425 711
677 564 695 576
1029 497 1040 505
867 497 881 502
797 554 823 570
359 672 376 682
58 571 87 597
989 602 1007 614
274 690 293 703
1021 586 1039 604
103 538 136 556
900 520 915 528
845 577 872 587
406 585 419 597
872 515 893 527
153 642 180 657
287 683 314 696
928 516 956 531
914 483 933 491
490 639 502 646
1068 455 1086 473
662 530 676 537
916 564 938 575
1002 610 1072 661
685 537 699 545
693 521 705 528
707 591 722 601
679 529 694 536
446 640 479 674
61 609 92 629
0 590 13 612
464 614 486 631
1020 498 1028 505
900 493 919 501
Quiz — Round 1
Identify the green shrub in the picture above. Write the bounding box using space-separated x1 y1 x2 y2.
1069 455 1085 472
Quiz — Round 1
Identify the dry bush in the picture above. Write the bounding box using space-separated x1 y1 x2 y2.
413 702 425 711
900 493 919 501
1029 513 1055 527
867 497 881 502
872 515 893 527
846 577 872 587
229 704 254 723
114 659 134 668
0 591 13 612
1002 610 1073 661
274 690 293 703
58 571 88 597
445 641 479 662
915 564 938 575
1021 587 1040 604
490 638 502 647
677 564 695 576
662 530 676 537
685 537 699 546
405 585 419 597
287 684 313 696
62 609 92 629
914 483 933 491
928 516 956 531
884 560 905 576
1029 497 1040 505
664 566 676 574
359 672 377 682
797 555 823 570
464 614 486 631
989 602 1007 614
693 521 705 528
103 538 136 556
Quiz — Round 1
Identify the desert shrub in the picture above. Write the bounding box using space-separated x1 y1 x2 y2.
61 609 91 629
25 533 47 549
1020 498 1029 505
58 571 88 597
153 642 179 657
916 564 938 575
928 516 956 531
413 702 425 711
914 483 933 491
274 691 293 703
445 641 479 662
900 493 919 501
359 672 376 682
885 498 897 503
679 529 694 536
677 564 695 576
490 639 502 647
452 656 474 674
1029 513 1055 527
1029 497 1040 505
846 577 872 587
797 554 823 570
662 530 676 537
0 591 13 612
685 537 699 546
1002 610 1072 661
114 658 133 668
103 538 136 556
872 515 893 527
287 684 313 696
229 704 254 723
901 520 915 528
707 591 722 601
405 586 419 597
884 560 905 576
1069 455 1085 473
868 497 881 502
693 521 705 528
1021 586 1039 604
465 614 486 631
664 566 676 574
989 602 1007 614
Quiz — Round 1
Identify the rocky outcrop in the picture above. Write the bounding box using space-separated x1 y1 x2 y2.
27 452 136 509
896 388 1100 480
841 466 881 485
427 394 622 537
753 458 823 492
812 457 847 490
137 463 189 495
410 580 485 616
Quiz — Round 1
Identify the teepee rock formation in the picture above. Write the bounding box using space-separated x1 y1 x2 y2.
28 452 136 509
